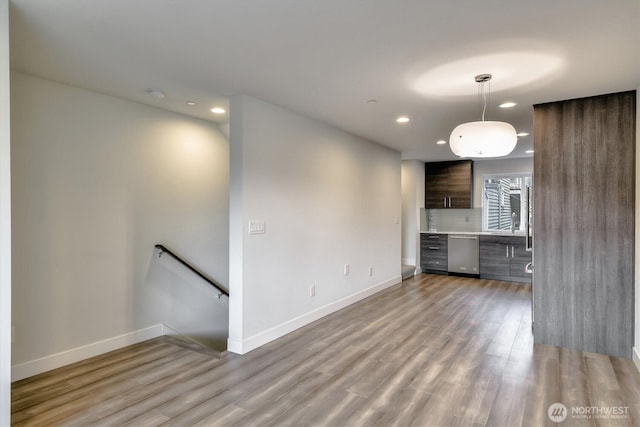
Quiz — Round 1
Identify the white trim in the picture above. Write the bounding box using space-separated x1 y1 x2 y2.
11 325 164 381
633 347 640 373
162 324 181 336
227 338 243 354
401 258 416 266
0 0 10 423
228 276 401 355
160 324 215 349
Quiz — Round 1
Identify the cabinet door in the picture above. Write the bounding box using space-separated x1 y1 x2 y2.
479 239 509 278
425 163 448 208
447 160 473 208
422 251 447 272
509 241 532 280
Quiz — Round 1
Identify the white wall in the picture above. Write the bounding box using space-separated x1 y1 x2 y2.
401 160 424 267
228 95 401 354
472 157 533 207
11 73 229 373
0 0 11 422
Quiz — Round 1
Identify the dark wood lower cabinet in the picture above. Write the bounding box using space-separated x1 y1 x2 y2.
479 235 531 284
422 233 531 282
420 233 447 274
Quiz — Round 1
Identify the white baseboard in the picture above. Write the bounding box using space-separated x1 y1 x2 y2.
11 324 164 381
12 276 404 378
633 347 640 373
228 275 402 355
401 258 415 266
161 324 183 336
227 338 243 354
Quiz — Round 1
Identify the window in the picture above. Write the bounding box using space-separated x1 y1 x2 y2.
482 173 532 232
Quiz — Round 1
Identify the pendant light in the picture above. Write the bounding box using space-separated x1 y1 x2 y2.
449 74 517 158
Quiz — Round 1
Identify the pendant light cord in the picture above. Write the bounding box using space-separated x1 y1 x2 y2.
474 74 493 122
479 80 490 122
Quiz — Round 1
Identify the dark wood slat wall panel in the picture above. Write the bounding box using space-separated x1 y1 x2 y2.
533 91 636 358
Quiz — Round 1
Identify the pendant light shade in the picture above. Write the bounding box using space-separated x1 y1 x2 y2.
449 74 518 158
449 120 517 158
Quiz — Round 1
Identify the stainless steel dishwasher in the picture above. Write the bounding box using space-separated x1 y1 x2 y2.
447 234 479 275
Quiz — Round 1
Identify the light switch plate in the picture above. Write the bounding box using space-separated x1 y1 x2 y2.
248 221 266 235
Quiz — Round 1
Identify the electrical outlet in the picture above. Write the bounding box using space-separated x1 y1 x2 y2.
344 264 350 275
309 284 315 297
369 266 373 277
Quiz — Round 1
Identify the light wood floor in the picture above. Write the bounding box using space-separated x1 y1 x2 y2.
12 274 640 426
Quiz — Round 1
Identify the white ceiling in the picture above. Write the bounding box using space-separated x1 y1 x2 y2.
9 0 640 161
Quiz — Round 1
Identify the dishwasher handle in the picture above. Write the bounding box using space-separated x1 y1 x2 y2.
448 235 478 240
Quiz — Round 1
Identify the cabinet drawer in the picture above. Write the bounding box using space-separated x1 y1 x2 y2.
421 233 448 274
423 249 447 262
479 235 524 245
422 259 448 273
421 234 448 248
421 233 447 241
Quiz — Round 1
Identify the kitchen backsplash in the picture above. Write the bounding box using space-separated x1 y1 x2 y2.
421 208 482 232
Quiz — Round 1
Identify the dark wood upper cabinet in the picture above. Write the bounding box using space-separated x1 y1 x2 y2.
425 160 473 209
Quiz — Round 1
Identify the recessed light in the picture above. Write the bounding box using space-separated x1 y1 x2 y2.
396 116 410 123
186 101 196 106
499 102 517 108
146 89 165 99
436 140 447 145
517 132 530 137
210 107 226 114
525 149 534 154
367 99 377 104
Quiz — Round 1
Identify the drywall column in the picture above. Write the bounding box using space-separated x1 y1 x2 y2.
401 160 424 270
0 0 10 422
227 96 245 352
